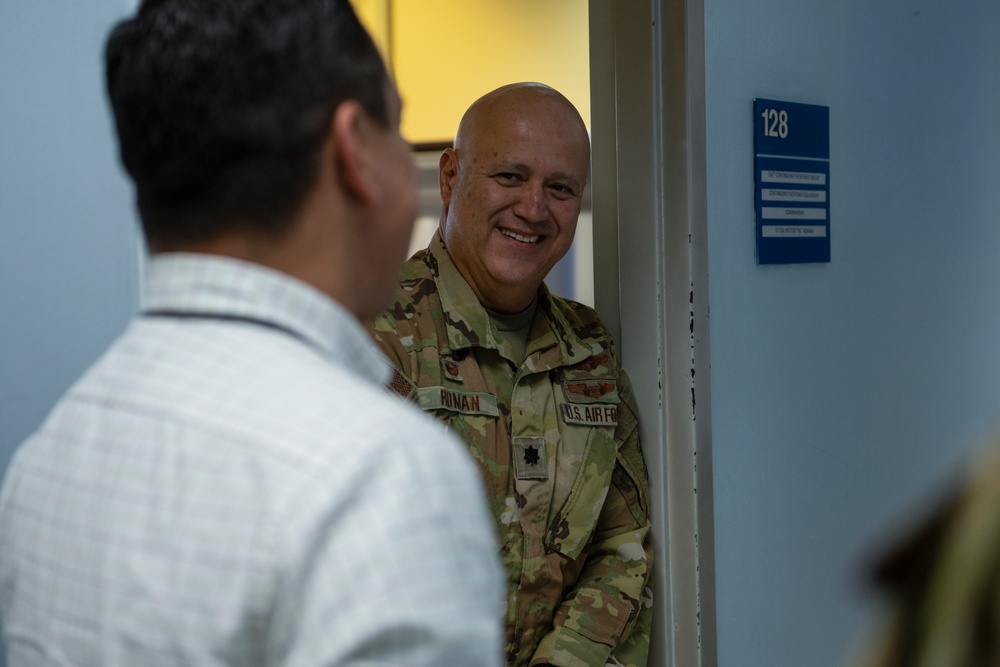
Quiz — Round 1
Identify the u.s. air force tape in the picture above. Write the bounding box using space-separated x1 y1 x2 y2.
559 402 619 426
415 386 499 417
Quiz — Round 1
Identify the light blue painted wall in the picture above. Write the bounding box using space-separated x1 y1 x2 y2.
704 2 1000 666
0 1 140 657
1 1 140 464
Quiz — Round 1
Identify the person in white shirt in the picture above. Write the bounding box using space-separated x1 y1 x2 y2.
0 1 504 665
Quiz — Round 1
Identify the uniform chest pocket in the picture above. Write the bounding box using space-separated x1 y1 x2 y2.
413 386 500 450
557 379 619 427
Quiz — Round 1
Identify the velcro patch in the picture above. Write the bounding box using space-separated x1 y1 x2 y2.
559 402 619 426
441 358 463 381
562 379 619 404
387 368 414 399
513 436 548 480
415 386 499 417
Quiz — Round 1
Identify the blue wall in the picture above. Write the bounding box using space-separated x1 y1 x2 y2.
704 2 1000 665
0 2 140 484
0 3 140 661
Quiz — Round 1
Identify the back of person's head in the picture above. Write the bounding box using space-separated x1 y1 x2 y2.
105 0 389 250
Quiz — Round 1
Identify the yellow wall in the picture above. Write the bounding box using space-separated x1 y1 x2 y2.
352 0 589 145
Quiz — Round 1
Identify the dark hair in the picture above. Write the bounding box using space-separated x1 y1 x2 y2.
105 0 390 247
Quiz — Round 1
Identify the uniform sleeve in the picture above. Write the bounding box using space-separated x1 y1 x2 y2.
368 314 417 397
532 369 654 667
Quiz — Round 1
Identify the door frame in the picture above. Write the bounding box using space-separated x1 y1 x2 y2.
589 1 716 665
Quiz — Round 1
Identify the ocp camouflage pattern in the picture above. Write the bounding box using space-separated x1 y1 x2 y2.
369 234 654 667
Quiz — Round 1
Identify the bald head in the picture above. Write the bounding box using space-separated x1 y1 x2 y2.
454 83 590 167
438 83 591 313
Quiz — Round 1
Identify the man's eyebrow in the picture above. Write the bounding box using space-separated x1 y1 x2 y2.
489 161 529 172
550 170 582 182
493 163 581 182
548 171 585 190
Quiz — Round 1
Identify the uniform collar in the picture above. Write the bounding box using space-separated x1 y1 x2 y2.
426 233 595 369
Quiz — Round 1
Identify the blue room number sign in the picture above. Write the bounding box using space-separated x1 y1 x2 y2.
754 98 830 264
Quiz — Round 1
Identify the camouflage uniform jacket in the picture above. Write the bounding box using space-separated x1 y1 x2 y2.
369 234 654 667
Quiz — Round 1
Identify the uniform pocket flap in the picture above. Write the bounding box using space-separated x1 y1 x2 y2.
544 430 616 560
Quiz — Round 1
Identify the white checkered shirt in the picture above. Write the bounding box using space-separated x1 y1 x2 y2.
0 253 504 666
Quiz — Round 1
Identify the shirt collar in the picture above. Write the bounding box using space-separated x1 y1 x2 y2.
426 233 594 367
427 232 500 352
143 253 390 386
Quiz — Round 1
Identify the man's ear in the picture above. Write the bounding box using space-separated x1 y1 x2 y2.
331 100 377 204
439 147 459 207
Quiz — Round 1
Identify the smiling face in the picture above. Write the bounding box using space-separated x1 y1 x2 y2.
439 84 590 313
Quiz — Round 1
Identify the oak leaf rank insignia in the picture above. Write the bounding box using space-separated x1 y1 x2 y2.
513 436 547 480
523 445 540 466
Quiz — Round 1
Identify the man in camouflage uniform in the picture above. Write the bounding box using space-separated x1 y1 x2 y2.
369 83 654 667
